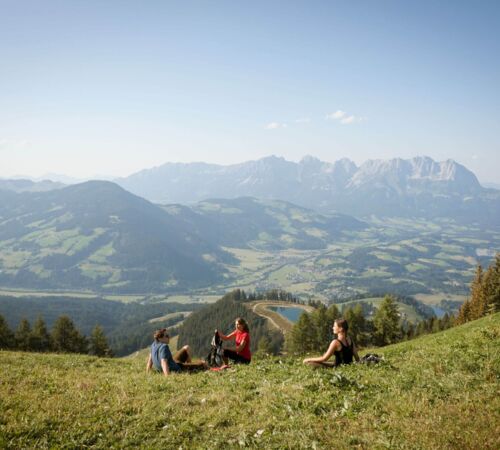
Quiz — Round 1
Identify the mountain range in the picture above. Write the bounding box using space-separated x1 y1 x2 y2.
115 156 500 225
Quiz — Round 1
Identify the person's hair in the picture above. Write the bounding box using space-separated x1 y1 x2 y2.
334 318 349 332
154 328 169 341
235 317 249 332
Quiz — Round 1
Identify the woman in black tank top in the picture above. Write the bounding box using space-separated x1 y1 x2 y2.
303 318 360 368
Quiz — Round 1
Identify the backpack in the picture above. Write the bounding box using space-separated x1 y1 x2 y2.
205 330 224 368
359 353 383 365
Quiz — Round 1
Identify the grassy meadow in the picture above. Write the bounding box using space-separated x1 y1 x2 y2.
1 314 499 449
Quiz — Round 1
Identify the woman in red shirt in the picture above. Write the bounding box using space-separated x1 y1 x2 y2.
217 317 251 364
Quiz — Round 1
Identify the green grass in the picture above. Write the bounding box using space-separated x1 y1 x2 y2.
1 314 498 449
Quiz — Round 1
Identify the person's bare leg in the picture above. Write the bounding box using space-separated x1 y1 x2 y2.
173 346 191 363
304 361 335 369
183 345 192 363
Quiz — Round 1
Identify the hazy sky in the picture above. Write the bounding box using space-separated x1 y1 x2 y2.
1 1 499 182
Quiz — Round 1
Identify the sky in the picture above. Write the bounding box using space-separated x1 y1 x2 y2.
1 1 499 182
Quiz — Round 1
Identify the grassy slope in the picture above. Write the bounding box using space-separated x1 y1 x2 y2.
1 314 499 449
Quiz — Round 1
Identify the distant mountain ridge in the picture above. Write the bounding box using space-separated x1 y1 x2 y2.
0 181 229 293
0 178 65 193
116 155 499 225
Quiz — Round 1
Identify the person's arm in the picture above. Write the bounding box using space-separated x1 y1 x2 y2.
235 337 247 353
303 339 339 364
352 341 360 362
146 354 153 373
161 358 171 377
217 329 236 341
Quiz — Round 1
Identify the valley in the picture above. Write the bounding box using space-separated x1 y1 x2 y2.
0 182 496 314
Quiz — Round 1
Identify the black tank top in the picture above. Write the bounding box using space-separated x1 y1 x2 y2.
333 338 354 366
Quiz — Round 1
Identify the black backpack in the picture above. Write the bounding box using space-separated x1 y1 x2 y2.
360 353 383 365
205 330 224 367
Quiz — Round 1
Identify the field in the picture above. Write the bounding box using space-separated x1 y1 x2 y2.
1 314 499 449
1 214 498 310
204 218 499 307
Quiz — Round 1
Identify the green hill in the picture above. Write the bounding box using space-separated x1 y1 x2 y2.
0 181 229 293
1 314 498 449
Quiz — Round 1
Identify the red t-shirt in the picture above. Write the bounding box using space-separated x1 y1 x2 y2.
235 330 251 360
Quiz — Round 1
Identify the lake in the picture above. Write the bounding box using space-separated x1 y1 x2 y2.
267 306 306 323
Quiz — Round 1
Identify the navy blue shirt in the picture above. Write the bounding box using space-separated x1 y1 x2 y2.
151 341 180 373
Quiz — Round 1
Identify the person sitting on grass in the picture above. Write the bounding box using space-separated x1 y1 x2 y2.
216 317 251 365
303 318 360 368
146 328 207 376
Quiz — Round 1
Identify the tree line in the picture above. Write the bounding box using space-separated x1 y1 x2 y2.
456 254 500 324
0 295 200 356
286 295 458 354
0 314 112 357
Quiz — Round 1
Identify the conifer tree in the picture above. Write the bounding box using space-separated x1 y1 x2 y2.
343 303 366 346
313 305 331 352
325 304 341 327
439 313 453 331
30 316 51 352
0 314 15 349
373 295 401 346
469 265 485 320
15 319 33 351
89 325 111 357
287 311 315 354
456 299 471 325
483 254 500 314
51 315 88 353
255 335 272 357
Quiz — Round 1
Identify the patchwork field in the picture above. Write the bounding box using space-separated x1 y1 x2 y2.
209 218 499 310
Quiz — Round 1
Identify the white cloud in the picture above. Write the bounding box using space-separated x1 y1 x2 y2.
326 110 346 120
326 109 362 125
340 115 355 124
265 122 287 129
471 154 479 160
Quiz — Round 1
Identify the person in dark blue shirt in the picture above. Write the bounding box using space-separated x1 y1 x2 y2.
146 328 207 376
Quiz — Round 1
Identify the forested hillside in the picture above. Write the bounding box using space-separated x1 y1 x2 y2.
177 290 295 357
0 181 229 293
0 295 201 356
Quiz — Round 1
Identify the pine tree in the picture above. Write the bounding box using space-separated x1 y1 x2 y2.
343 303 366 346
483 254 500 315
0 314 15 349
456 299 471 325
51 315 88 353
373 295 401 346
469 265 486 320
313 305 330 352
89 325 111 357
255 335 272 357
287 311 315 354
30 316 51 352
15 319 32 351
326 304 341 326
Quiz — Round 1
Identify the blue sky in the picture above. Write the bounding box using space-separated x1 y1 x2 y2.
1 1 499 182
